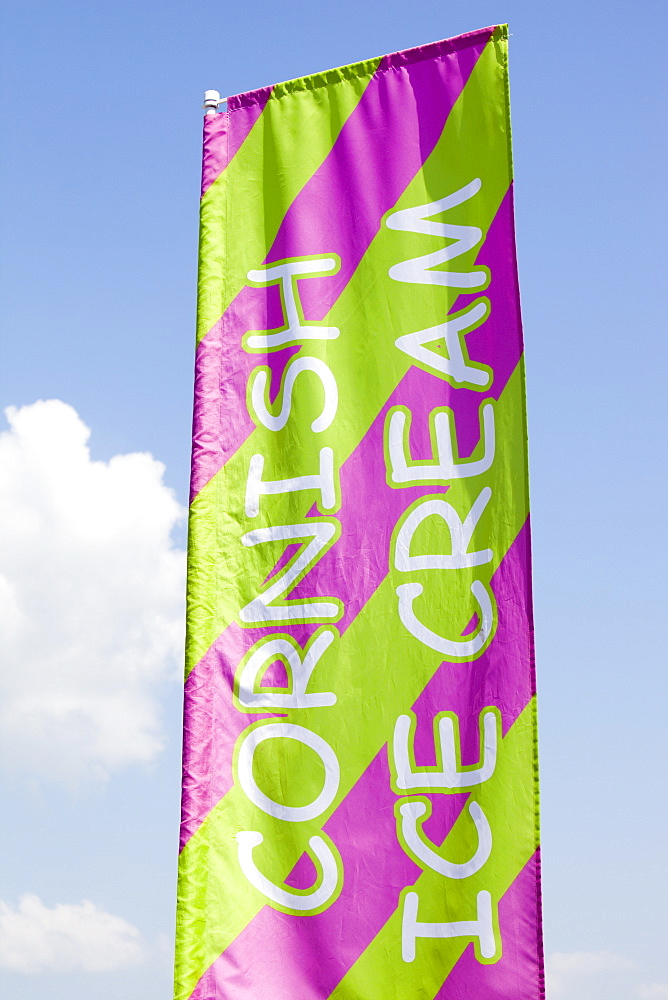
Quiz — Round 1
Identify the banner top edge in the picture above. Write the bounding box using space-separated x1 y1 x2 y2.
225 24 505 111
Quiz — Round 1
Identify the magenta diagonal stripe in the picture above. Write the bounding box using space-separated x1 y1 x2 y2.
187 521 536 1000
201 87 273 197
190 27 493 499
433 850 544 999
180 185 523 849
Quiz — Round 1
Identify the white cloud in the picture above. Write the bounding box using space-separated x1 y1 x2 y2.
0 894 144 973
547 950 634 998
638 986 668 1000
549 950 633 976
0 400 186 785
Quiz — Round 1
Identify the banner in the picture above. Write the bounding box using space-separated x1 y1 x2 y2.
177 24 543 1000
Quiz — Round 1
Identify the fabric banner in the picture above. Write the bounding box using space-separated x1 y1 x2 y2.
176 24 543 1000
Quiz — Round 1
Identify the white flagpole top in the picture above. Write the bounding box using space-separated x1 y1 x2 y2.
203 90 223 115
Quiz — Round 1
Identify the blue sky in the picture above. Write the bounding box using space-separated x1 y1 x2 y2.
0 0 666 998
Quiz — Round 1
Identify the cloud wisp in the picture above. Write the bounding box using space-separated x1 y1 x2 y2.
546 949 635 999
0 400 186 785
638 986 668 1000
0 894 144 974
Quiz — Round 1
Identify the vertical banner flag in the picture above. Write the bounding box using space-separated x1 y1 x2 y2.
177 24 543 1000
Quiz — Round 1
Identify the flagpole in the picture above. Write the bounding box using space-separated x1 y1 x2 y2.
203 90 222 115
